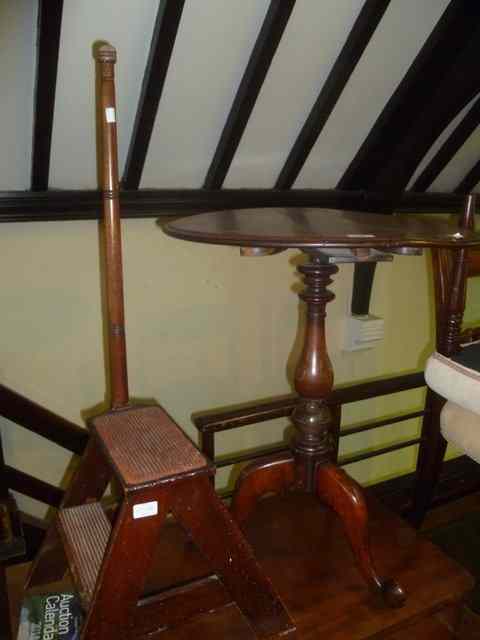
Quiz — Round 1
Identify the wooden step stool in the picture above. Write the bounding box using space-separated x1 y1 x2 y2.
27 405 295 639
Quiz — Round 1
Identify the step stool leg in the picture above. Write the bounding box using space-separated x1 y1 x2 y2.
81 492 168 640
0 564 12 640
26 439 111 588
171 475 295 639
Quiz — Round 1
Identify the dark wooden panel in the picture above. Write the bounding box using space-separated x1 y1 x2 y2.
412 93 480 192
203 0 296 189
0 384 87 455
4 466 63 508
122 0 185 189
31 0 64 191
455 157 480 194
275 0 390 189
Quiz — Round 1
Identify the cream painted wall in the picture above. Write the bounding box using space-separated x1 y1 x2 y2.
0 217 439 517
0 1 474 518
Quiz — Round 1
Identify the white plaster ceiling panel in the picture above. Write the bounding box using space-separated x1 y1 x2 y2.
295 0 451 189
429 124 480 193
49 0 159 189
407 94 480 191
141 0 270 188
0 1 36 189
223 0 364 189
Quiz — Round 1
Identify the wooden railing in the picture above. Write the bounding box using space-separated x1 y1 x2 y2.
193 372 427 502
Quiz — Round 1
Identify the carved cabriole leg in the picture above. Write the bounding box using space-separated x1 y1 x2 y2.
317 464 405 607
230 452 295 526
26 438 111 588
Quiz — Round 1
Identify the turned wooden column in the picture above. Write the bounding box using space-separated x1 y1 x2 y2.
291 252 338 492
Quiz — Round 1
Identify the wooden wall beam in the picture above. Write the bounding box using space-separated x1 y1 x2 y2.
31 0 64 191
275 0 390 189
203 0 296 189
122 0 185 190
412 93 480 192
0 188 471 223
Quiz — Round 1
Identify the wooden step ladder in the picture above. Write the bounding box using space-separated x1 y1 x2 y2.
24 43 295 640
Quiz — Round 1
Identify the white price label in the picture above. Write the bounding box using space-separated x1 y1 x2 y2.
105 107 116 123
133 501 158 519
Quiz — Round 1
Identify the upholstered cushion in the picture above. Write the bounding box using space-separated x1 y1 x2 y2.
441 401 480 463
425 341 480 415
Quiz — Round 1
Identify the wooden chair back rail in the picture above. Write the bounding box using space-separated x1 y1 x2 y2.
432 193 477 356
409 193 479 528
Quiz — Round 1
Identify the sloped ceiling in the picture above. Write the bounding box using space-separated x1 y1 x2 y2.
2 0 480 204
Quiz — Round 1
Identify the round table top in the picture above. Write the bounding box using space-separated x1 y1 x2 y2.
161 208 480 250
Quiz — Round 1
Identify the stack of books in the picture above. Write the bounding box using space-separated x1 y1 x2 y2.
17 592 83 640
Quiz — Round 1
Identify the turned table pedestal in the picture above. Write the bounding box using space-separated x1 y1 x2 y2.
163 207 480 609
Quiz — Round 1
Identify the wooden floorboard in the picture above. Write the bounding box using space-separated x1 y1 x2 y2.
7 490 474 639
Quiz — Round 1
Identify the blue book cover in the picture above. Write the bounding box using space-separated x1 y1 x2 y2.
17 592 83 640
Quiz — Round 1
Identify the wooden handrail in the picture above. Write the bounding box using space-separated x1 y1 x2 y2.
0 384 87 455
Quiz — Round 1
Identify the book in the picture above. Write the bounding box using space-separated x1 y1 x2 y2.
17 592 83 640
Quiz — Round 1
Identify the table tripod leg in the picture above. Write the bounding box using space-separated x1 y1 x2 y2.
231 452 295 527
316 464 406 608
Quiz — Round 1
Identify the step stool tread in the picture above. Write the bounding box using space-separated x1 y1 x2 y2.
91 405 208 488
57 502 111 609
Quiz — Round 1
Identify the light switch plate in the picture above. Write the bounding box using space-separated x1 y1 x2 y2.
343 314 384 352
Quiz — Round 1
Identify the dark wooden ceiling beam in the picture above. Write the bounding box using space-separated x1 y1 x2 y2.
275 0 390 190
30 0 64 191
411 93 480 192
203 0 296 189
338 0 480 197
0 188 470 223
455 158 480 194
336 0 480 314
122 0 185 190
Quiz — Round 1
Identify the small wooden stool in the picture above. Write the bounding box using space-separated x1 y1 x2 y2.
28 405 294 638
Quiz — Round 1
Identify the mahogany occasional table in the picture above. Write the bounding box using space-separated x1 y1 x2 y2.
162 207 480 609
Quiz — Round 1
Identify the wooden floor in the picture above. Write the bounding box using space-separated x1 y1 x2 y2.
7 490 477 639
